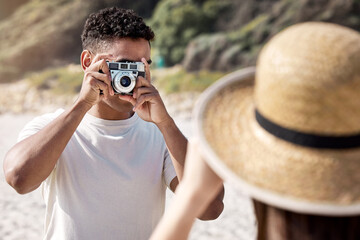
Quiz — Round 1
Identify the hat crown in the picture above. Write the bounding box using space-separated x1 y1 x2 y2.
256 22 360 135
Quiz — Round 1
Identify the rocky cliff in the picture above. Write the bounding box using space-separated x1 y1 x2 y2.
183 0 360 72
0 0 158 82
0 0 359 82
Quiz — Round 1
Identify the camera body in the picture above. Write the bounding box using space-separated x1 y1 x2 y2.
107 61 145 95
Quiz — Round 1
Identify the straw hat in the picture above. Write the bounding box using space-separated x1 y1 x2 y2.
193 22 360 216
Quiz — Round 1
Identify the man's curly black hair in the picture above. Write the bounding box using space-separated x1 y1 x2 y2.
81 7 155 52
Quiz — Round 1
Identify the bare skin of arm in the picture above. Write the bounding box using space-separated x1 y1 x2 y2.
3 53 115 194
150 140 224 240
162 120 224 221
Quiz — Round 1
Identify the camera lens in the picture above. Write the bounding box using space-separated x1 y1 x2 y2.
120 76 131 87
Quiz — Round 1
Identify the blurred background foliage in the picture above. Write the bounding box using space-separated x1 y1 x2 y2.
0 0 360 94
149 0 231 66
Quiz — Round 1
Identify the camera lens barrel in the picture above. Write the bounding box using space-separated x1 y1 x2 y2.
112 71 136 94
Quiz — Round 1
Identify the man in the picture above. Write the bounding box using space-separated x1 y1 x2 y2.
3 7 224 239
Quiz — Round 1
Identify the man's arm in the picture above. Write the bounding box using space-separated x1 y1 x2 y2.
3 53 114 194
156 118 188 182
118 58 188 181
119 58 224 220
4 102 91 194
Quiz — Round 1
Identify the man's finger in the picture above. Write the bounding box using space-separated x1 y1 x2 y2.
133 86 155 99
135 76 152 89
88 61 114 96
141 57 151 83
88 71 110 82
98 61 114 96
133 93 158 111
98 81 109 99
88 75 110 98
118 94 137 106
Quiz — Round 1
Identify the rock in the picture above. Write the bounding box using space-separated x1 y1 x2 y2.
183 0 360 72
0 0 159 82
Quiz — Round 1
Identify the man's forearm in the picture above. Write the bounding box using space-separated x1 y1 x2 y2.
3 100 91 194
156 117 188 181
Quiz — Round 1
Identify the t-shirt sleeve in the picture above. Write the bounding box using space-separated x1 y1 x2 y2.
18 109 64 142
163 148 177 188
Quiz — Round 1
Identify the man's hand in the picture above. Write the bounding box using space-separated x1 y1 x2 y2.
77 53 115 108
118 58 170 124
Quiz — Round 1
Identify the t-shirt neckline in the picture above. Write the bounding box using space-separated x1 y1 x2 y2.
83 112 139 126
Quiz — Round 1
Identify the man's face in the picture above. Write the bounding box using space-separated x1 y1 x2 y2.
94 37 151 113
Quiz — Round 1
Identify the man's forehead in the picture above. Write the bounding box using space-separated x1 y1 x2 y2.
114 57 152 64
102 38 151 62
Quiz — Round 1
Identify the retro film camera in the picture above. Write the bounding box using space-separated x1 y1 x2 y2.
107 61 145 95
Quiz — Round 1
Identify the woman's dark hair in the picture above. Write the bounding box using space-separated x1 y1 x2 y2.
253 199 360 240
81 7 154 52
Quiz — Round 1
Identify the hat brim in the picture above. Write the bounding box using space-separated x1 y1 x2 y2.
193 67 360 216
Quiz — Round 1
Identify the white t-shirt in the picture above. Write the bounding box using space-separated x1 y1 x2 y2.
18 109 177 240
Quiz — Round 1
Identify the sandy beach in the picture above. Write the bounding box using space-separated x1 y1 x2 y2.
0 114 45 239
0 111 256 239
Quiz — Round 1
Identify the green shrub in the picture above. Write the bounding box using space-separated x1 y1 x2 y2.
26 65 83 95
150 0 231 66
153 67 226 94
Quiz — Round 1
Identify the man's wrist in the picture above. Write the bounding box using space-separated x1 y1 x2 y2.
155 115 175 131
72 99 93 115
